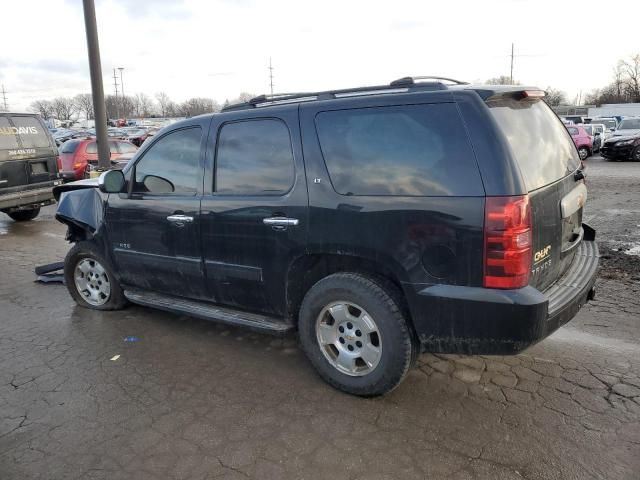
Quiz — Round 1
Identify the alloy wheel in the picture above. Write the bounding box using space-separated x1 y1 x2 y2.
315 301 382 376
74 258 111 306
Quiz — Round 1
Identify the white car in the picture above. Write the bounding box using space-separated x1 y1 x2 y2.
611 117 640 137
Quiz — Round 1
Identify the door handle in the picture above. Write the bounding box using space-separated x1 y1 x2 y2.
263 217 299 227
167 214 194 225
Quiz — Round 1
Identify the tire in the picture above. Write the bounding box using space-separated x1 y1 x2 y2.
633 146 640 162
298 272 418 396
8 207 40 222
578 147 589 161
64 241 127 311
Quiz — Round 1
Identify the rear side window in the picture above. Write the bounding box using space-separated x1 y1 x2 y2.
60 140 81 154
215 119 294 195
488 98 580 191
315 103 483 196
0 117 19 150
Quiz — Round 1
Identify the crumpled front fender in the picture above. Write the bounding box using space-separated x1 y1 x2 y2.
55 188 106 242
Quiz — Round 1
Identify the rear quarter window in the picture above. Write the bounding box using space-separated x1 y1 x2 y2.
487 98 580 191
314 103 483 196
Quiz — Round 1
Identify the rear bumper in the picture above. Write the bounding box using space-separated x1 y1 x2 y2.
0 183 58 211
408 233 599 355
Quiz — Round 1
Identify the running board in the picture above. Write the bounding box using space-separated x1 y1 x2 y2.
123 289 293 335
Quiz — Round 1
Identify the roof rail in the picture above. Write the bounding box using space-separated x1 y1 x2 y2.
390 76 469 87
221 79 451 112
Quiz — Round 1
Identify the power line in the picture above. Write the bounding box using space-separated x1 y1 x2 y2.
269 57 274 96
113 68 120 118
1 84 8 111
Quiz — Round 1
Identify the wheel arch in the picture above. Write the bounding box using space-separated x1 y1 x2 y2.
285 252 414 329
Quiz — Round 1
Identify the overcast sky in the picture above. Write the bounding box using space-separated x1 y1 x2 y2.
1 0 639 112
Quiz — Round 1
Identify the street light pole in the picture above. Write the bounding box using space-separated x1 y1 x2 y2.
82 0 110 170
118 67 125 120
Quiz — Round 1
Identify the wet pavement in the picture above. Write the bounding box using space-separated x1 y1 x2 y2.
1 156 639 479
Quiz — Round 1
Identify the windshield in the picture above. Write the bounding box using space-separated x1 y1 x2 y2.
594 119 616 129
592 125 605 133
488 98 580 191
618 118 640 130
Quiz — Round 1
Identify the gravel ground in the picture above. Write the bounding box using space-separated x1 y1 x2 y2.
0 155 639 480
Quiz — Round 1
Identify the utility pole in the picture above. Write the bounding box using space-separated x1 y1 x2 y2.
269 57 274 96
113 68 120 118
510 43 514 85
0 85 7 111
82 0 111 170
118 67 125 119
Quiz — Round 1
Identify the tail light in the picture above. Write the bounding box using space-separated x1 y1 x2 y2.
483 195 532 289
56 156 62 170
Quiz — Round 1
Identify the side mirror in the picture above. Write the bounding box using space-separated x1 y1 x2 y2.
98 169 125 193
594 132 600 136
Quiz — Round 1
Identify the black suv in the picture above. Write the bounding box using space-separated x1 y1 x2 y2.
1 113 60 221
54 77 598 396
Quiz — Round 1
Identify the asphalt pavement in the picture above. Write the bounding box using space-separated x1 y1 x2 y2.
1 155 639 480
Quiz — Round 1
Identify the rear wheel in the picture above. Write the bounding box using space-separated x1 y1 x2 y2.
64 241 127 310
633 147 640 162
578 147 589 160
8 207 40 222
298 272 418 396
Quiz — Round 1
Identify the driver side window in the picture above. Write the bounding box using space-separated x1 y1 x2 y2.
133 127 202 195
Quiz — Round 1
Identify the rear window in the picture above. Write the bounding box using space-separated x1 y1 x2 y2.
10 116 51 148
85 141 119 154
0 117 19 150
315 103 483 196
118 142 137 154
488 98 580 191
60 140 81 154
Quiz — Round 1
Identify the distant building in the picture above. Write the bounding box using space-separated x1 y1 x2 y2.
588 103 640 118
552 105 591 116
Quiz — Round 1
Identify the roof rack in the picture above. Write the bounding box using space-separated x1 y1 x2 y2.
389 76 469 87
221 76 466 112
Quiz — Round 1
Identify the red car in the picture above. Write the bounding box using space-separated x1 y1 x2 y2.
58 138 138 181
567 125 592 160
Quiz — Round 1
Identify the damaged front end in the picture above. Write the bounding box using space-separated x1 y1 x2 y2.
53 179 106 242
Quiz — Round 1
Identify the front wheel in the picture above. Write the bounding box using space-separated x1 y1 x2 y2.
298 273 418 396
578 147 589 161
633 146 640 162
64 241 127 310
8 207 40 222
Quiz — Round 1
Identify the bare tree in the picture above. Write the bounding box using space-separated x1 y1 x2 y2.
622 54 640 100
179 97 220 117
134 93 154 118
51 97 76 121
486 76 519 85
613 61 625 98
30 100 53 119
73 93 94 120
155 92 171 117
543 87 567 107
